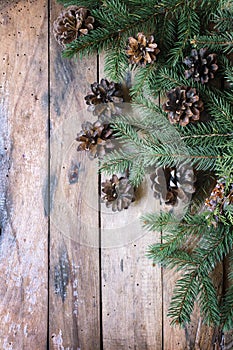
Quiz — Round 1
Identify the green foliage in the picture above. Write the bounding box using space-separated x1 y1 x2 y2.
146 212 233 326
55 0 233 330
57 0 100 8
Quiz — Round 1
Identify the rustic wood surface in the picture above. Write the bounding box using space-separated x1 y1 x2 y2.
0 1 48 349
0 1 232 349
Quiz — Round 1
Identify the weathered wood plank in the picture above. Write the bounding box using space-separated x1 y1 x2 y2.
101 173 163 349
0 1 48 348
49 2 101 349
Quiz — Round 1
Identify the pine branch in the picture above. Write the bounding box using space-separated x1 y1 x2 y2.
62 3 161 58
194 225 233 275
130 63 159 98
198 274 220 326
168 271 199 326
221 284 233 331
192 32 233 54
57 0 100 7
212 8 233 33
104 39 129 82
167 7 200 66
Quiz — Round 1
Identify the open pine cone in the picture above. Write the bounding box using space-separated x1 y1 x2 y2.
76 120 114 159
150 164 196 206
162 86 204 126
85 78 124 121
101 175 135 212
126 33 160 66
53 6 95 47
205 180 233 213
184 48 218 84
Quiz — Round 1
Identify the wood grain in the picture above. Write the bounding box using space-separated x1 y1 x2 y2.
0 1 48 348
49 2 100 349
101 173 163 349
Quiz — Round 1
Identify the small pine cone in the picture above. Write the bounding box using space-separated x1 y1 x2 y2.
150 164 196 206
76 120 114 159
85 78 124 121
102 175 135 212
205 180 233 213
126 33 160 66
53 6 95 47
162 86 204 126
184 48 218 84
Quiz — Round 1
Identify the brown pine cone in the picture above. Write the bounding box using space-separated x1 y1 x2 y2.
102 175 135 212
205 180 233 212
85 78 124 121
76 120 114 159
53 6 95 47
184 48 218 84
150 164 196 206
162 86 204 126
126 33 160 66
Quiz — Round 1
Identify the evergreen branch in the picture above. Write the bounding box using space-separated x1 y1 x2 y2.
167 7 200 66
57 0 100 7
143 212 208 234
129 161 145 186
194 226 233 275
198 274 220 326
104 38 129 82
198 86 233 124
192 32 233 54
130 63 158 97
212 8 233 32
62 6 161 58
221 284 233 331
168 271 199 326
63 28 117 58
99 150 133 174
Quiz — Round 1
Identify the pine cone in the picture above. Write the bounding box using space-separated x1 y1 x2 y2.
205 180 233 213
184 48 218 84
76 120 114 159
126 33 160 66
162 86 204 126
102 175 135 212
85 78 124 121
150 164 196 206
53 6 95 47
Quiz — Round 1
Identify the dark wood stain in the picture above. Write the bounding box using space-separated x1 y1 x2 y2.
54 247 70 303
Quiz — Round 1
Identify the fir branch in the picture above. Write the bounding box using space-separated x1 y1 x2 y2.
63 27 116 58
130 63 158 97
57 0 100 7
152 66 187 93
221 284 233 331
168 271 199 326
99 150 133 175
62 4 161 58
167 7 200 66
194 226 233 275
212 8 233 33
104 38 129 82
198 274 220 326
192 32 233 54
179 122 233 148
129 161 145 187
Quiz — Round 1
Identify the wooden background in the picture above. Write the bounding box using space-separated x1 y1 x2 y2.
0 1 232 349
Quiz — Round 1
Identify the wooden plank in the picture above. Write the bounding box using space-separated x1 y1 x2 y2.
0 1 48 348
101 173 163 349
49 2 101 349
